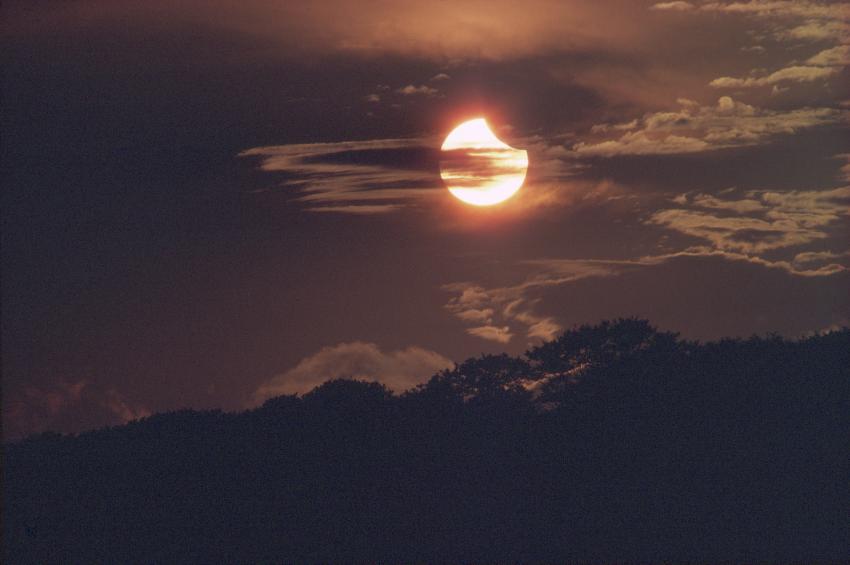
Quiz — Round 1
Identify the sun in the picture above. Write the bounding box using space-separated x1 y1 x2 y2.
439 118 529 206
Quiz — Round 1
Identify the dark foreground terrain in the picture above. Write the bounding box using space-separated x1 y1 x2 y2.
5 319 849 563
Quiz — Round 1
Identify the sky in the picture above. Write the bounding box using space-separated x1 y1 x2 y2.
3 0 849 438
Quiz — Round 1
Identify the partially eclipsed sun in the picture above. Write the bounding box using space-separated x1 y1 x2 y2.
440 118 528 206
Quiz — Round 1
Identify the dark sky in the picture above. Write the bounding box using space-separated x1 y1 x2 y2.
3 0 849 438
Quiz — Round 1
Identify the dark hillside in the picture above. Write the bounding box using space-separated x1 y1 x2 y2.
5 320 849 562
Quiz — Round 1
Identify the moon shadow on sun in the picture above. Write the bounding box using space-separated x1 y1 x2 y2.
439 118 529 206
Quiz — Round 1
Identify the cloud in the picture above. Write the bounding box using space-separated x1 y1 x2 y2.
430 73 451 81
507 303 563 341
651 2 695 11
793 250 850 266
698 1 849 19
455 307 495 323
4 380 150 440
650 0 850 43
574 131 711 156
440 242 847 351
574 96 843 156
782 20 850 42
12 0 685 62
443 261 619 343
710 65 840 88
441 171 849 341
396 84 439 96
565 246 849 277
251 342 453 404
590 119 639 133
651 0 849 99
647 247 849 277
240 138 443 213
447 247 848 338
653 0 850 85
649 186 850 254
690 193 765 213
467 325 514 343
618 246 850 277
650 208 827 253
806 45 850 67
836 153 850 182
243 132 591 218
525 317 563 340
696 1 850 21
102 389 150 424
309 204 404 214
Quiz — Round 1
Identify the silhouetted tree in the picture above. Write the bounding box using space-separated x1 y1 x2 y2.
419 353 532 400
4 320 849 563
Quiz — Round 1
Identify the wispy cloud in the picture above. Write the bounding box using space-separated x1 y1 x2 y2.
653 0 850 92
710 65 839 88
4 380 150 439
442 241 848 345
793 249 850 267
442 172 849 342
309 204 405 214
443 261 621 343
240 138 443 213
711 44 847 89
396 84 439 96
467 325 514 343
649 185 850 255
781 20 850 42
251 342 452 404
651 0 850 43
242 133 590 216
806 45 850 67
574 96 843 156
537 248 849 277
697 1 850 24
650 1 695 11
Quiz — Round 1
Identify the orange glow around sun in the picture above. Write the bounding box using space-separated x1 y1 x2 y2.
439 118 529 206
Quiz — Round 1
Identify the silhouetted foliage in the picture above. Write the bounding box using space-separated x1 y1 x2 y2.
420 353 532 400
4 319 849 562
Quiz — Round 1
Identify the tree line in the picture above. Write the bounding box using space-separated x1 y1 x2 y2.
5 319 849 562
